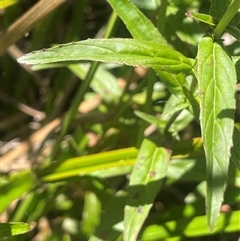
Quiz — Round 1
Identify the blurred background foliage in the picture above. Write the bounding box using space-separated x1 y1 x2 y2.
0 0 239 240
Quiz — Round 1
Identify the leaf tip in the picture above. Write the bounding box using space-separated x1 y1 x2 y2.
17 55 27 64
185 11 193 17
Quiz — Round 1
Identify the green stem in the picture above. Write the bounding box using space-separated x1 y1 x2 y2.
156 0 168 35
162 110 181 136
136 70 156 148
50 11 118 160
213 0 240 39
113 77 147 122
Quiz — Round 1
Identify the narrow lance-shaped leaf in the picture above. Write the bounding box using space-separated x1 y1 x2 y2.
0 0 18 10
139 210 240 240
107 0 166 45
185 12 217 26
123 139 170 241
185 12 240 42
231 124 240 170
197 36 236 231
17 39 192 75
38 147 138 182
210 0 229 21
0 222 35 238
0 171 35 213
107 0 190 96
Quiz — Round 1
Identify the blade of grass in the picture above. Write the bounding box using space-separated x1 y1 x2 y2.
38 147 138 182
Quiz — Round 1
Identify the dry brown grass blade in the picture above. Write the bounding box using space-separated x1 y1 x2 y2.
0 117 62 170
0 0 66 55
0 110 117 172
0 90 46 120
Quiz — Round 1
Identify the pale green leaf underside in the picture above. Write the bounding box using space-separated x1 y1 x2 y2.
197 37 236 230
17 39 192 74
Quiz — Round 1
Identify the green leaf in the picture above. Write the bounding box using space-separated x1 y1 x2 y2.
68 63 122 103
38 147 138 182
0 222 34 238
134 110 167 131
182 86 200 119
39 139 206 183
156 71 190 97
62 234 72 241
166 159 197 184
0 171 35 213
81 192 101 236
0 0 18 9
231 124 240 170
17 39 192 74
139 210 240 240
212 0 240 39
226 25 240 42
123 139 170 241
197 36 236 230
210 0 240 26
107 0 166 45
12 188 56 222
185 12 217 26
135 101 193 135
90 191 127 241
186 10 240 36
232 56 240 78
33 62 123 102
209 0 230 21
187 10 240 41
107 0 193 97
